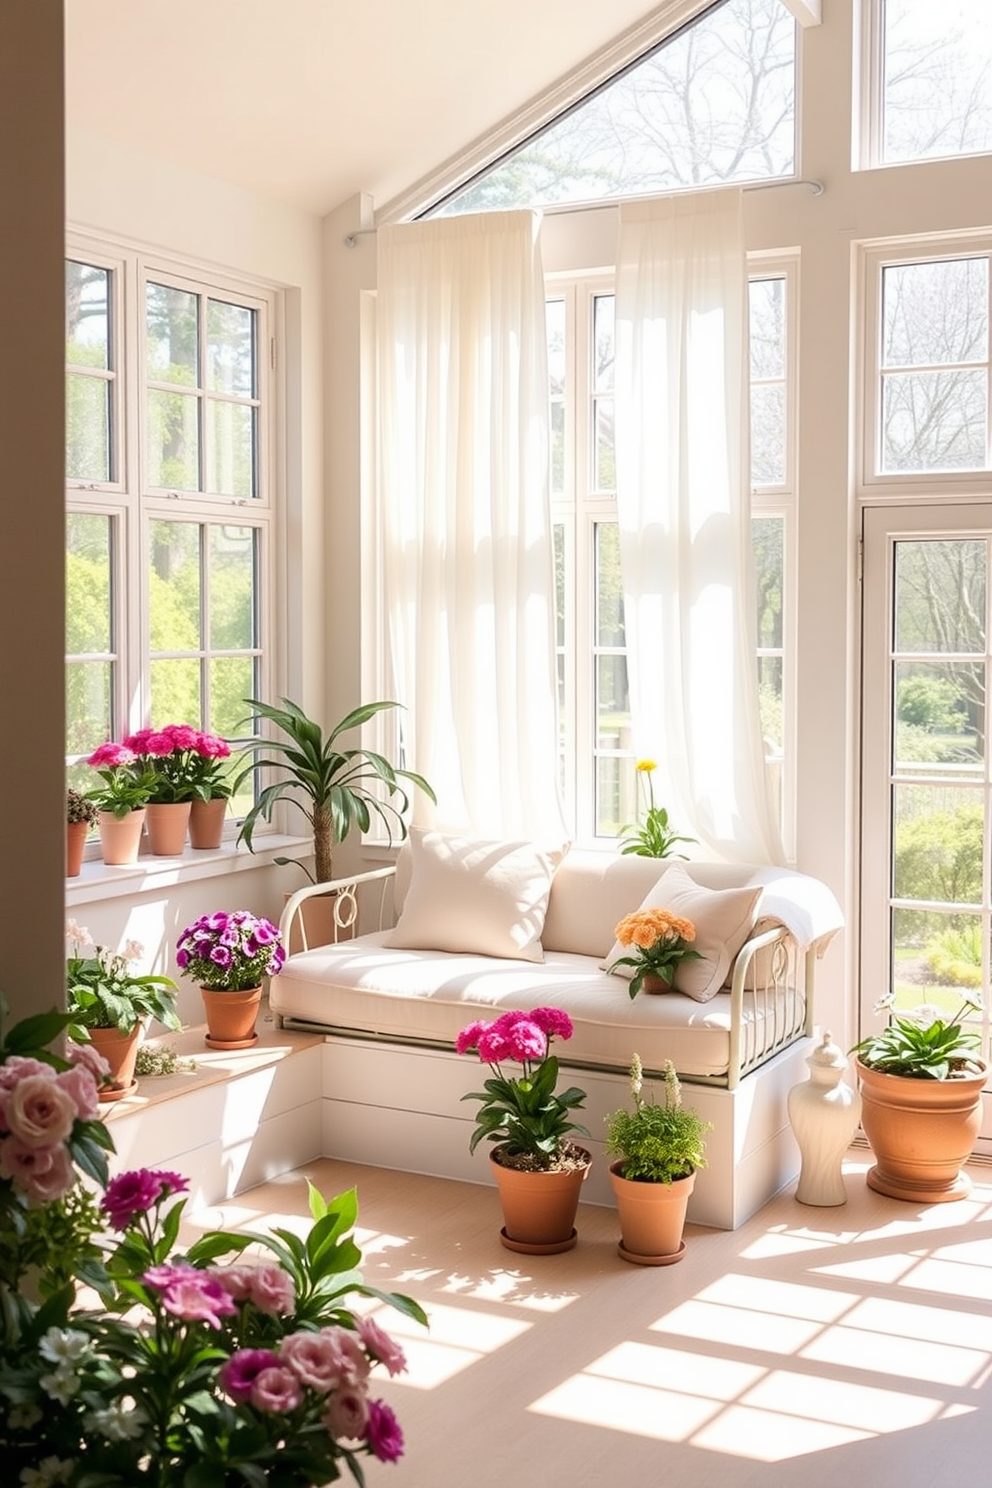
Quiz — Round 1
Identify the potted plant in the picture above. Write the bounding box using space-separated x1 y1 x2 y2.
66 786 97 877
176 909 287 1049
605 1054 711 1264
618 760 697 858
85 741 156 864
455 1008 590 1253
186 730 255 847
605 908 701 996
123 724 204 854
850 990 988 1203
65 919 182 1099
0 997 425 1485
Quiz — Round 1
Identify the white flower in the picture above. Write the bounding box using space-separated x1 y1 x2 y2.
960 987 984 1012
39 1327 89 1365
39 1361 81 1407
121 939 145 963
872 989 897 1014
64 919 91 950
85 1400 147 1441
19 1457 74 1486
7 1402 43 1430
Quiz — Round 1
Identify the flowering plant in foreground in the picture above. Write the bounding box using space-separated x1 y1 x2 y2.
850 989 986 1080
456 1008 589 1171
0 995 425 1485
66 920 182 1038
85 742 156 818
176 910 287 991
606 908 702 999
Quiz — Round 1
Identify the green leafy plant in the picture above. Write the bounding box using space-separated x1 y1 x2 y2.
85 742 156 817
65 919 182 1037
924 923 982 989
618 760 697 858
237 698 436 884
456 1009 589 1170
0 997 427 1485
850 990 985 1080
605 1055 711 1183
605 908 701 998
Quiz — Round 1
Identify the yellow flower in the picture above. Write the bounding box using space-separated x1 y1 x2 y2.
636 759 657 773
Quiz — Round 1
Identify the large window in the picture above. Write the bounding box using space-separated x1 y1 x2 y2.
65 240 276 821
549 262 795 846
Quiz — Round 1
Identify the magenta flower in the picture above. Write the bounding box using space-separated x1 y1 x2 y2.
365 1399 405 1463
196 733 231 760
455 1021 487 1055
87 742 137 769
219 1348 279 1403
176 909 286 991
528 1007 574 1041
144 1265 237 1329
501 1019 547 1063
102 1169 189 1230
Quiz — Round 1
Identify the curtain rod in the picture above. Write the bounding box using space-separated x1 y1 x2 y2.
343 177 824 246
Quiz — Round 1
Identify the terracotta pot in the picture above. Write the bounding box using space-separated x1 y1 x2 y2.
641 972 674 994
189 796 227 850
97 808 146 865
489 1146 591 1253
856 1057 988 1203
609 1160 694 1264
284 890 352 953
66 820 89 877
201 985 262 1050
144 801 191 855
87 1025 141 1101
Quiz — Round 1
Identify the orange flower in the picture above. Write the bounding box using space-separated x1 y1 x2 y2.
614 909 695 950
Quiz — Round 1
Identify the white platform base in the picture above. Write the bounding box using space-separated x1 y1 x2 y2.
320 1034 812 1231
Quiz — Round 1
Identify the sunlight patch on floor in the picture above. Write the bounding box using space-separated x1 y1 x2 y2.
361 1298 531 1390
801 1324 988 1387
649 1298 826 1353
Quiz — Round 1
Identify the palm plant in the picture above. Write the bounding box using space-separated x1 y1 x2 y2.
237 698 435 884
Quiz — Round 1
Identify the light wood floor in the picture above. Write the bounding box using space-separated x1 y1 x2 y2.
186 1151 992 1488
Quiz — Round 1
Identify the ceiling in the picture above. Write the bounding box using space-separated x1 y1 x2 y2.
65 0 670 220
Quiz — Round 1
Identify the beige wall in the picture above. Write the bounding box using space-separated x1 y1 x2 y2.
0 4 65 1025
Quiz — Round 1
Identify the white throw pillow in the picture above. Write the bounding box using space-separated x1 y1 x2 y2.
387 828 567 963
601 861 762 1002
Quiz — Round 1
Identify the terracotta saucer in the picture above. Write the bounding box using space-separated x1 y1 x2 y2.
204 1032 260 1051
616 1238 686 1266
499 1226 578 1255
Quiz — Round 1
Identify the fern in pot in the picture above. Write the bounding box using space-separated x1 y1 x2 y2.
605 1055 711 1265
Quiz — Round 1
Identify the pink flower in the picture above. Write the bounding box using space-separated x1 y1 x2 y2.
315 1327 371 1387
280 1330 351 1393
249 1364 303 1413
476 1025 512 1063
323 1385 370 1442
0 1056 56 1094
0 1137 76 1204
66 1040 111 1083
145 730 178 757
365 1398 405 1462
87 742 137 769
196 733 231 760
102 1169 189 1230
219 1348 279 1402
165 724 199 751
356 1315 407 1377
4 1075 76 1149
213 1265 256 1301
56 1065 100 1122
455 1021 488 1055
528 1006 574 1041
123 729 153 753
501 1019 547 1063
152 1269 238 1329
248 1264 296 1316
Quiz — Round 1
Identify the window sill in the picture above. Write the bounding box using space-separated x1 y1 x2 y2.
65 835 312 907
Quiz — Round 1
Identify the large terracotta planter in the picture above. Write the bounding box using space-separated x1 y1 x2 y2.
609 1161 694 1264
856 1058 988 1203
489 1146 591 1254
144 801 191 855
97 808 146 865
87 1025 141 1101
284 890 353 954
201 985 262 1050
66 820 89 877
189 796 227 849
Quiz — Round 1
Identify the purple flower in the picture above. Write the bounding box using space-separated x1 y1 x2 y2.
219 1348 279 1402
210 946 233 967
365 1398 405 1462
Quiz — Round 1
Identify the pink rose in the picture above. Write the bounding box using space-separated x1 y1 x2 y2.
56 1065 100 1122
5 1075 76 1149
315 1327 371 1387
219 1348 278 1403
0 1056 56 1097
356 1315 408 1377
67 1040 112 1083
213 1265 257 1301
247 1264 296 1316
0 1137 76 1204
323 1386 369 1442
249 1364 303 1414
280 1330 349 1393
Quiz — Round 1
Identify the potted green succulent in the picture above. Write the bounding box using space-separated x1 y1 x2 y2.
237 698 435 884
850 991 988 1203
65 919 182 1099
66 786 98 877
605 1055 711 1264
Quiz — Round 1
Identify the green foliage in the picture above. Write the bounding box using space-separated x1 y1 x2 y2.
238 697 436 884
617 762 697 859
851 992 984 1079
924 923 982 989
605 1057 711 1183
893 802 983 924
896 673 967 732
66 787 97 826
65 929 181 1037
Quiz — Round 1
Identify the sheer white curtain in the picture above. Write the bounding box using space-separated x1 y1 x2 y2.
615 190 784 865
376 211 565 840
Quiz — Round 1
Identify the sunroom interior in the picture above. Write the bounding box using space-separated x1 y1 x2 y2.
2 1 992 1477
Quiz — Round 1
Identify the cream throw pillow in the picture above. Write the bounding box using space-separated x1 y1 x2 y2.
602 862 762 1002
387 828 566 963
